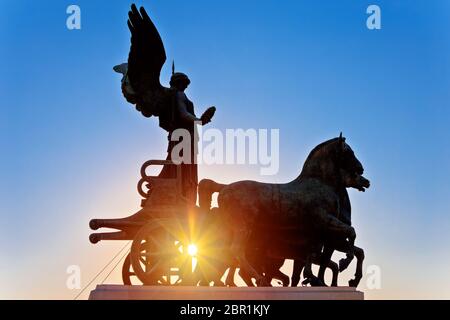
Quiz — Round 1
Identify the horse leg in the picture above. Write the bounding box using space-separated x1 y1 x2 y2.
209 261 226 286
270 269 289 287
260 258 286 287
223 248 237 286
238 268 255 287
301 254 325 286
333 240 365 288
230 228 268 286
291 259 304 287
225 266 237 287
328 260 339 287
348 246 364 287
316 246 334 285
339 252 354 272
316 209 356 258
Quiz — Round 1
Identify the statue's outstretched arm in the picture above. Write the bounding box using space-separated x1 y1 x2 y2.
176 92 215 125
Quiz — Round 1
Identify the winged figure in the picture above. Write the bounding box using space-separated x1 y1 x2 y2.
114 4 216 203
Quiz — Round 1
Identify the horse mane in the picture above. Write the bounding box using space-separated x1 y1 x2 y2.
296 137 340 181
303 137 339 164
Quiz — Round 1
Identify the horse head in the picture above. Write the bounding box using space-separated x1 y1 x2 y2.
335 133 370 192
301 133 370 192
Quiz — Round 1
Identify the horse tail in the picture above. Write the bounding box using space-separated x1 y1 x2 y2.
198 179 226 211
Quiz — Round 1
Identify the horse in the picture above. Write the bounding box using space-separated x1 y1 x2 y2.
198 134 370 286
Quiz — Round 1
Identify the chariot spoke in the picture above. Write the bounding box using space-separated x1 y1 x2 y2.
142 251 167 257
146 259 163 276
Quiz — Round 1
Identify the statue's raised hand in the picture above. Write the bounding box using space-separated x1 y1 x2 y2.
200 106 216 125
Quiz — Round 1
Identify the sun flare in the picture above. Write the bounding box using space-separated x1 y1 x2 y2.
187 244 198 256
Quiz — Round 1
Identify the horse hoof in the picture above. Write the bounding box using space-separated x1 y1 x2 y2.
348 279 359 287
303 277 326 287
313 279 326 287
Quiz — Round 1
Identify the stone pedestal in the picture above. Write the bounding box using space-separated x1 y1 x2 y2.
89 285 364 300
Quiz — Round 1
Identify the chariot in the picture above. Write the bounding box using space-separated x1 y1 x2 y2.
89 160 228 286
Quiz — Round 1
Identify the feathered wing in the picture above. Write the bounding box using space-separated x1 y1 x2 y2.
126 4 171 119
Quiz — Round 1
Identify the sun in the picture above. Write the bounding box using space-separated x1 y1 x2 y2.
187 244 198 256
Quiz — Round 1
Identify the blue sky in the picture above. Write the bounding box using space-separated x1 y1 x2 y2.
1 0 449 299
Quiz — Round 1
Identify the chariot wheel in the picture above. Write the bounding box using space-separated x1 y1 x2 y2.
130 221 197 286
122 253 142 285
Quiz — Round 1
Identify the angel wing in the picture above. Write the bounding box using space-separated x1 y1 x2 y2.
119 4 173 124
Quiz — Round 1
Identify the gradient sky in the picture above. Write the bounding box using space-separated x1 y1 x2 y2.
1 0 449 299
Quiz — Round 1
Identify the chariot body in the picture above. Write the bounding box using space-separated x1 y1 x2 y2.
89 159 229 286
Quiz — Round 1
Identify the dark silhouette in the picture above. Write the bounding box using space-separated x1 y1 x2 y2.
198 134 370 287
89 4 370 288
114 4 215 203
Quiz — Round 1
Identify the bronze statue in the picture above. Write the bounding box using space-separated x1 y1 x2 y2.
114 4 215 204
89 4 370 288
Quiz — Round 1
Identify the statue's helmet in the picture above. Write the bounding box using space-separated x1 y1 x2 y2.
170 72 191 88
